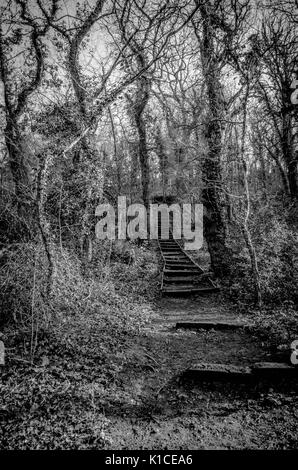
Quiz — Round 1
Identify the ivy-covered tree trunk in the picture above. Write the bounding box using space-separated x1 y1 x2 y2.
287 159 298 200
196 0 231 277
4 119 31 206
156 126 169 198
133 57 151 210
0 13 48 238
134 105 150 210
281 109 298 200
67 0 106 262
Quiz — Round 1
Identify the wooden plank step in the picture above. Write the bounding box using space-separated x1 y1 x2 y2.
164 275 203 281
166 265 200 275
163 282 214 288
163 257 190 261
164 267 197 271
163 276 207 283
163 282 196 288
252 362 298 377
164 260 193 264
162 286 220 294
164 272 212 279
160 245 182 249
160 248 179 251
159 245 178 247
183 362 298 382
164 269 204 275
160 245 178 248
163 253 188 257
176 320 245 330
164 267 205 276
164 271 213 278
164 268 196 272
183 363 252 381
163 259 190 263
164 262 198 267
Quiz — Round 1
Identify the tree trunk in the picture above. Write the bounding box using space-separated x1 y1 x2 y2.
36 151 55 298
67 3 106 261
133 64 151 209
239 83 262 307
281 86 297 201
0 28 31 216
156 127 169 199
197 0 231 277
287 159 298 201
135 106 150 209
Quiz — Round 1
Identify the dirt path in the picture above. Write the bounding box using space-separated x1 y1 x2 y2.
105 294 298 449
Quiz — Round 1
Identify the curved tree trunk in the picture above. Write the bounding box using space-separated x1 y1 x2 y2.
67 0 105 261
0 13 48 237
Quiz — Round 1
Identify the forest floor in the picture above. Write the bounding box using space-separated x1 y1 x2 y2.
103 294 298 450
1 292 298 449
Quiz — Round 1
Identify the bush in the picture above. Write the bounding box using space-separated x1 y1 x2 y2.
254 219 298 305
252 302 298 347
227 210 298 307
226 208 298 347
0 240 157 361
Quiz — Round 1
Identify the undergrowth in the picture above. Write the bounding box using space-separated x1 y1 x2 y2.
227 209 298 349
0 239 159 449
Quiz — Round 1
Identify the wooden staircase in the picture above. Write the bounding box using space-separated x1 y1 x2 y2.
157 220 219 295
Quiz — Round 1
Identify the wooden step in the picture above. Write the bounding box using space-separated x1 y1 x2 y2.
176 320 245 331
252 362 298 377
163 276 207 283
164 270 212 277
160 248 179 251
159 246 179 249
163 253 188 257
159 245 181 248
162 286 220 294
164 264 199 269
183 363 252 381
164 269 203 275
182 362 298 382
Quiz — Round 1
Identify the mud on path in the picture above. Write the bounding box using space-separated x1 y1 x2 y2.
105 294 298 450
